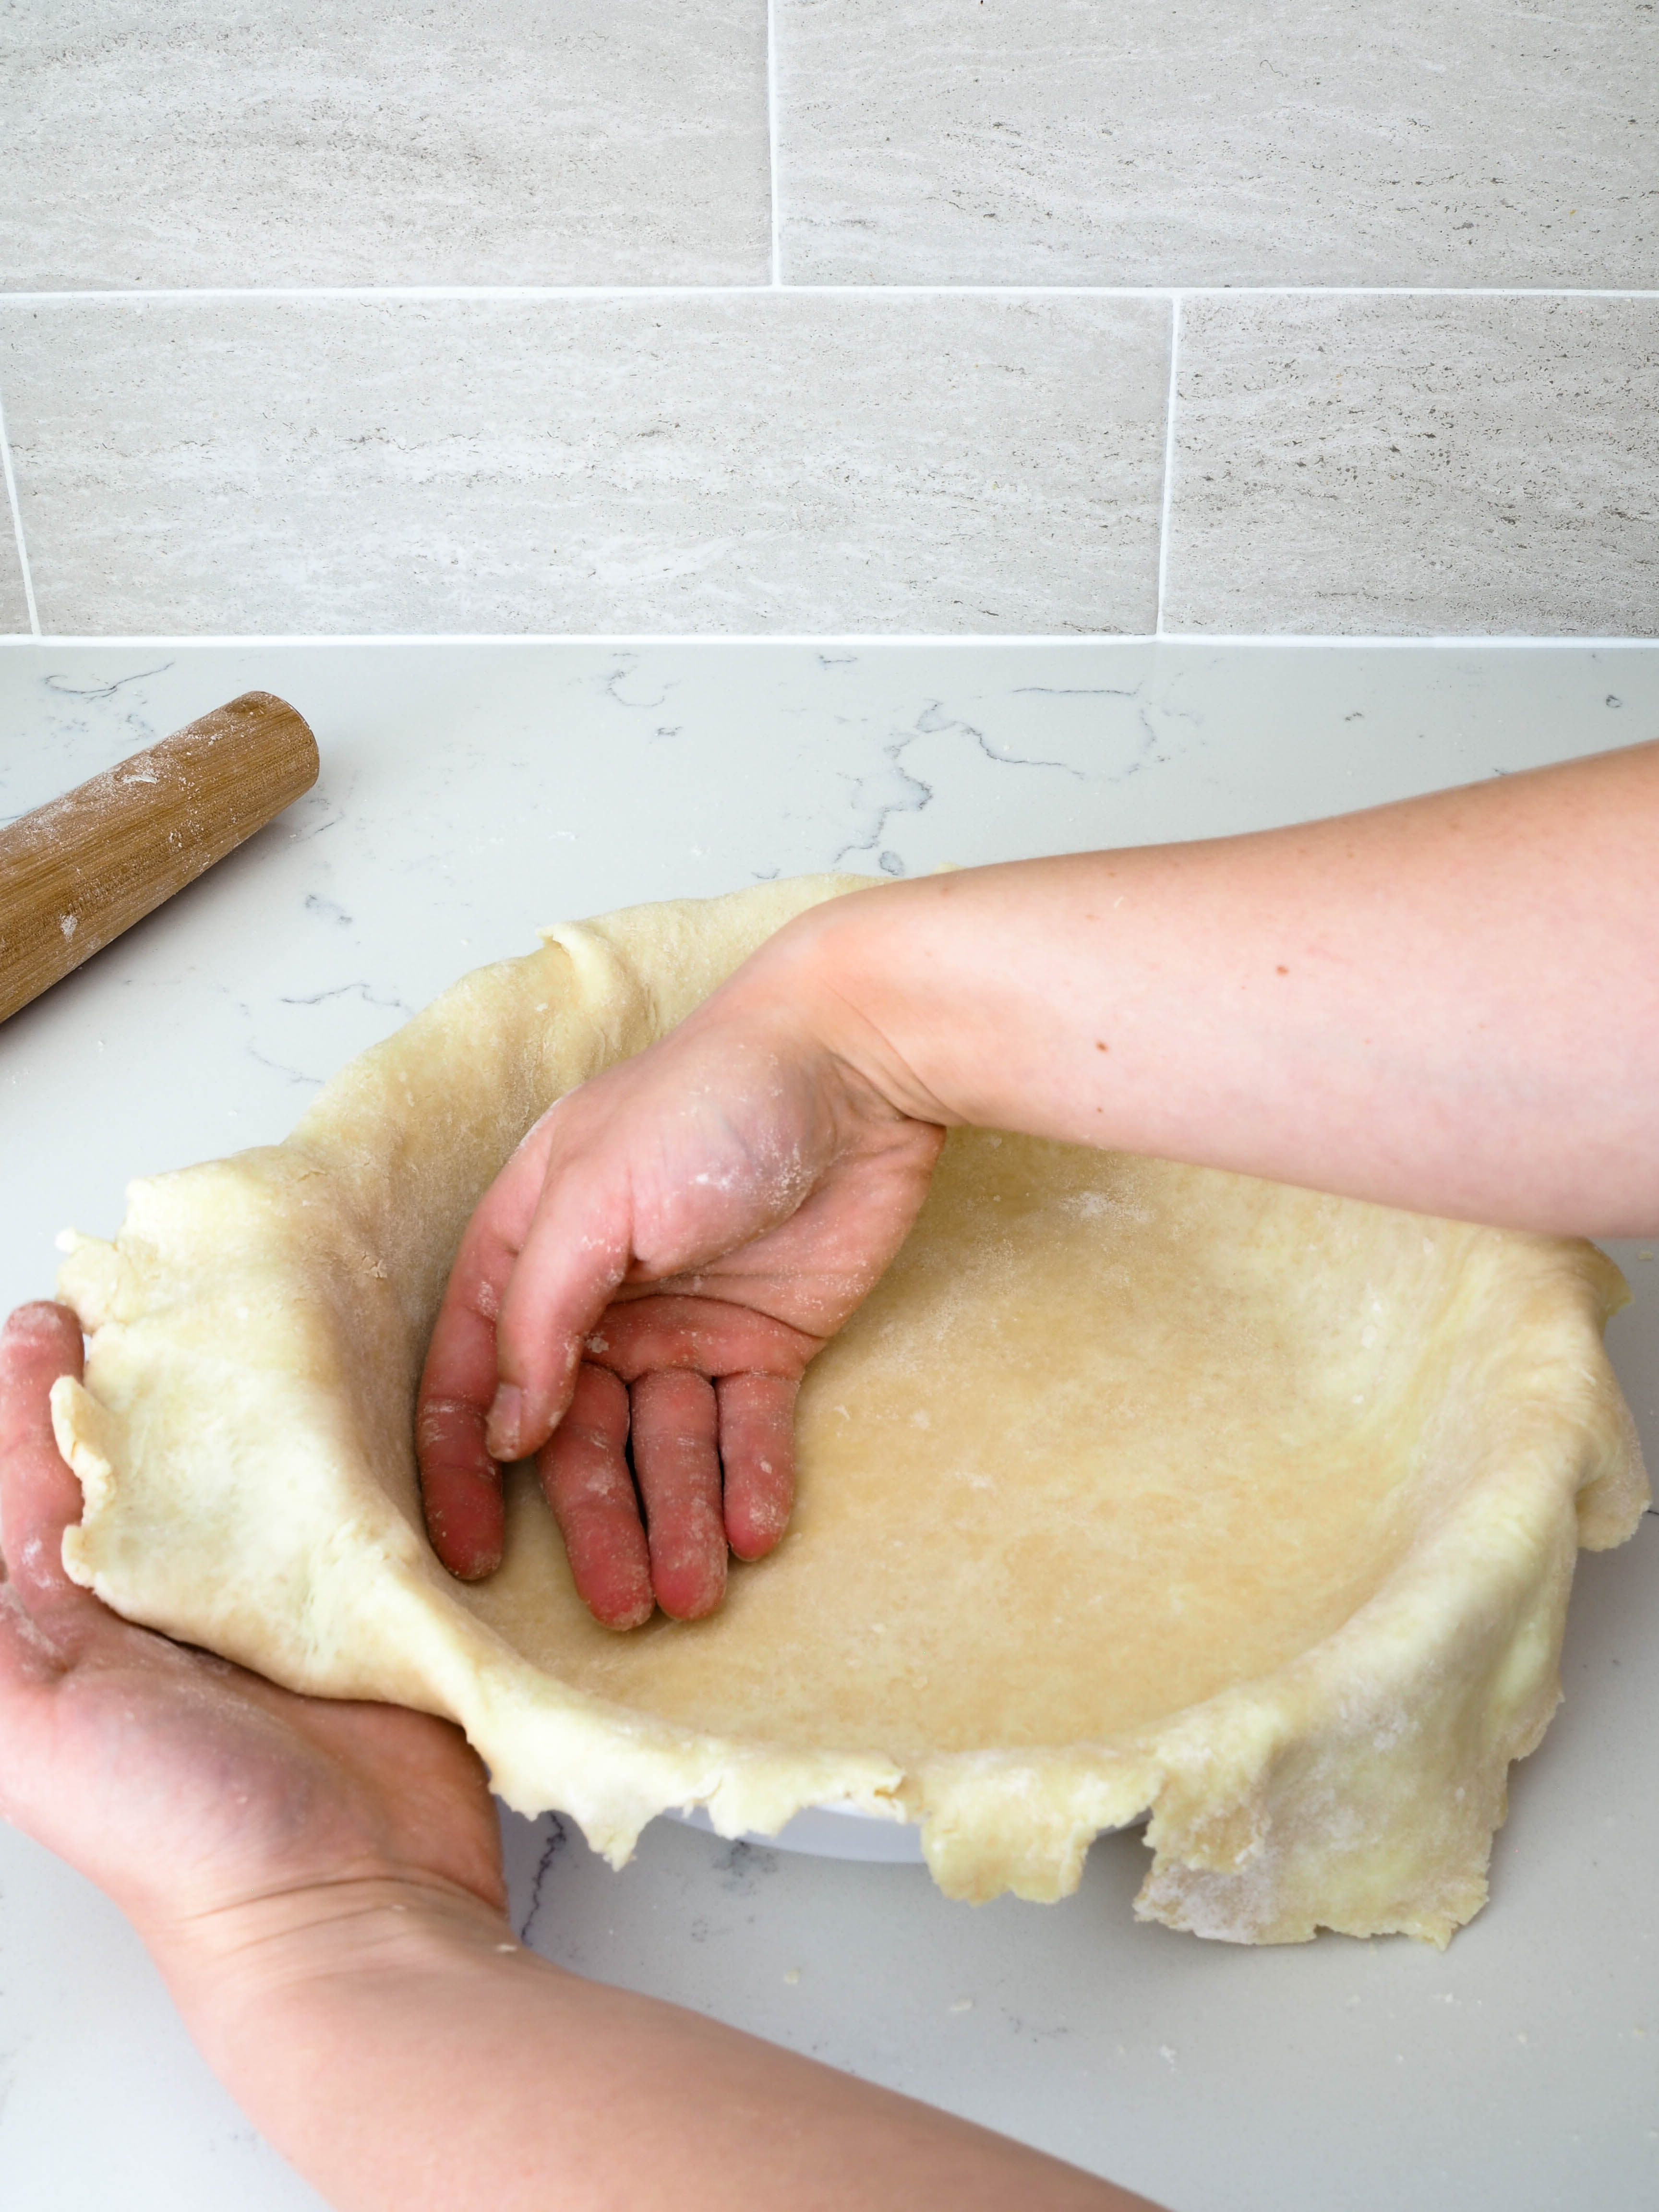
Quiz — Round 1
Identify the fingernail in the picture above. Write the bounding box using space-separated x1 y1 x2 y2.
486 1385 523 1461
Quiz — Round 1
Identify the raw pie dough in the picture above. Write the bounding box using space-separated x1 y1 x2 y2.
51 875 1648 1945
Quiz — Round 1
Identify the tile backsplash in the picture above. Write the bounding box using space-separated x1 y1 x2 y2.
0 293 1168 635
777 0 1659 288
1 1 1655 639
1168 293 1659 636
3 2 773 288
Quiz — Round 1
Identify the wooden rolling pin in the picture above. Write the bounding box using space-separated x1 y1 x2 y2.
0 691 319 1025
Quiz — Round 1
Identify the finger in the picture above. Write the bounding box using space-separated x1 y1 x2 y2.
489 1177 631 1463
417 1137 550 1571
536 1365 653 1632
0 1303 90 1614
416 1391 504 1582
716 1373 798 1562
629 1370 726 1623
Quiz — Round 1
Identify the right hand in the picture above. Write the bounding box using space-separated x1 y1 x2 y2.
414 960 945 1630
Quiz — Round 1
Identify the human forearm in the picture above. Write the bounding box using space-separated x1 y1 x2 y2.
770 741 1659 1236
161 1886 1154 2212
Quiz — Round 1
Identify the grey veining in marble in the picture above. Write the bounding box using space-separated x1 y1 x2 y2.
3 641 1658 2212
0 1 770 288
0 294 1170 636
1165 295 1659 637
776 0 1659 286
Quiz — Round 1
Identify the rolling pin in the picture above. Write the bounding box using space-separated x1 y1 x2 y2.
0 690 319 1025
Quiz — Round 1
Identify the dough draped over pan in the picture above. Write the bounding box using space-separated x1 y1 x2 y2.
51 875 1647 1945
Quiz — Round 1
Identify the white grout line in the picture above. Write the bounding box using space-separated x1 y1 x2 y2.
0 284 1657 305
1154 295 1182 638
766 0 782 288
0 386 40 637
3 633 1657 651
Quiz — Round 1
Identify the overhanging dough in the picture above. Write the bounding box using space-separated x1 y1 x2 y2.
50 874 1648 1944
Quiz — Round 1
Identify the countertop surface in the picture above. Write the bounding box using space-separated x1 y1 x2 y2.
1 639 1656 2212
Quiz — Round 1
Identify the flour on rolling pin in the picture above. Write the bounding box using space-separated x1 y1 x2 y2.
0 691 318 1024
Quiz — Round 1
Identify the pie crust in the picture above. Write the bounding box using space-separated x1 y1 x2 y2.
51 875 1648 1945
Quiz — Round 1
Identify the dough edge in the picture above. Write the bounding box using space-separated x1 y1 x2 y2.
50 872 1649 1946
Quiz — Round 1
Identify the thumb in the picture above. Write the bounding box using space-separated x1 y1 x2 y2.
0 1301 94 1628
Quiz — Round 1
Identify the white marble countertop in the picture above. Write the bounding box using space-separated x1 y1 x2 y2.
2 638 1657 2212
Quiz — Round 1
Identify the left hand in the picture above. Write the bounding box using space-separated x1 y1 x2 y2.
0 1302 508 1979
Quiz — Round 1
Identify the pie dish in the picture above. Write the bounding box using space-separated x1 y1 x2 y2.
50 874 1647 1945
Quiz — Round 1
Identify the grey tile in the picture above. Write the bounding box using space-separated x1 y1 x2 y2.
1164 296 1659 636
777 0 1659 285
0 517 27 634
1 294 1170 635
1 1 769 287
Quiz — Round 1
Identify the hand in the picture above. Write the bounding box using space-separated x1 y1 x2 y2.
0 1302 507 1981
416 970 944 1631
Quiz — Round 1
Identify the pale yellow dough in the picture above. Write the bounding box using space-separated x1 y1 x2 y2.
51 875 1648 1945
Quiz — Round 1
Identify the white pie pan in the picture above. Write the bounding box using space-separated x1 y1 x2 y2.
663 1802 926 1862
